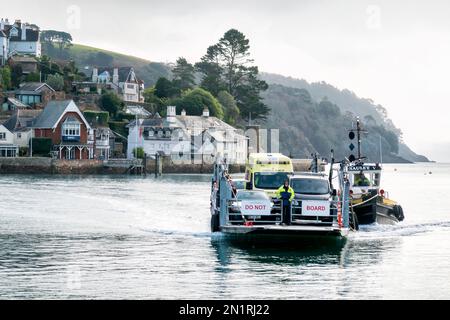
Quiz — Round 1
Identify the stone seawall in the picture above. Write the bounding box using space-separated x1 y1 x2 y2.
0 158 125 174
0 157 245 175
0 157 317 175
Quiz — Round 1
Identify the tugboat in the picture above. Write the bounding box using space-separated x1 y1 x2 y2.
210 155 352 243
346 118 405 225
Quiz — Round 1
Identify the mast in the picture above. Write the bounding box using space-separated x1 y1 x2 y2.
348 117 367 163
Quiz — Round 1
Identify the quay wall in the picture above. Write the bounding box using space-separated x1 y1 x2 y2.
0 157 317 175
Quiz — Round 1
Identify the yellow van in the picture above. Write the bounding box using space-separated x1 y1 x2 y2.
244 153 294 197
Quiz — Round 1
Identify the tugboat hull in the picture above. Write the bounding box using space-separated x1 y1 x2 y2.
353 201 399 225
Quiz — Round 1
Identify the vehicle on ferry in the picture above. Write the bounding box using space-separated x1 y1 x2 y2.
244 153 294 198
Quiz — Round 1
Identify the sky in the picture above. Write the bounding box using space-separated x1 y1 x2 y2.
4 0 450 161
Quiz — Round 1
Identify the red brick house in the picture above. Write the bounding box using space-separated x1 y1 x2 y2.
33 100 94 159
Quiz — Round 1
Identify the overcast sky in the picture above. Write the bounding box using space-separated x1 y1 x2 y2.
5 0 450 161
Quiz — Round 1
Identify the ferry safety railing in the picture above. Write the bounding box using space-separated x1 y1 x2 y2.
289 200 341 225
226 199 282 225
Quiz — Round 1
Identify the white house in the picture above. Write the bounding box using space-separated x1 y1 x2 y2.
0 123 18 157
127 106 248 164
91 67 144 103
2 109 42 149
0 18 41 63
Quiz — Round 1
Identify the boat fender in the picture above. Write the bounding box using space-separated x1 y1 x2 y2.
392 205 404 222
350 207 359 231
211 213 220 232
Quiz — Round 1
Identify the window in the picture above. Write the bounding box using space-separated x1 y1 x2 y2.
63 123 80 136
17 133 22 139
62 117 81 142
127 84 135 89
0 132 6 140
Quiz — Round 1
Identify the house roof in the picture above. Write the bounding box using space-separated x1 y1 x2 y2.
93 67 141 83
17 82 55 93
5 97 29 108
9 56 38 63
33 100 91 130
3 25 39 42
175 115 236 131
2 109 42 132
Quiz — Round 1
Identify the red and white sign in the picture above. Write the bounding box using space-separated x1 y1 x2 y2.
241 201 272 216
302 200 330 217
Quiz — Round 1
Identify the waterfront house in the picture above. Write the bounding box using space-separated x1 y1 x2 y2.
127 106 248 164
0 123 18 157
2 109 42 150
15 82 56 107
32 100 94 160
93 126 112 160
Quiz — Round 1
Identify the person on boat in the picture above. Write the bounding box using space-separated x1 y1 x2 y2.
354 171 370 186
210 181 219 215
276 180 295 225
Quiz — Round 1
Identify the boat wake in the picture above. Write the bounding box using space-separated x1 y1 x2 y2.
354 220 450 239
136 226 216 239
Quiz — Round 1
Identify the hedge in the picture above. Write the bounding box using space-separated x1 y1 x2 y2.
31 138 52 156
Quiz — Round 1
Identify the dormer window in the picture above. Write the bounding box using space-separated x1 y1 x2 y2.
62 117 81 142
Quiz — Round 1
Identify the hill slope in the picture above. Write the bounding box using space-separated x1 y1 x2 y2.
47 43 172 85
43 44 428 163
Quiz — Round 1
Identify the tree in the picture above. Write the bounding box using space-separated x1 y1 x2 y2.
99 91 124 117
46 74 64 91
172 57 195 92
197 29 269 121
133 147 145 159
217 90 239 125
25 72 40 82
10 65 23 88
195 45 225 96
176 88 224 119
154 77 178 98
41 30 73 50
216 29 252 95
0 67 11 90
38 55 62 77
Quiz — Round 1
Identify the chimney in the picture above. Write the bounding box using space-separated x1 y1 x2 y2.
0 19 4 30
21 23 27 41
92 67 98 82
202 108 209 117
167 105 176 118
113 68 119 85
181 109 186 116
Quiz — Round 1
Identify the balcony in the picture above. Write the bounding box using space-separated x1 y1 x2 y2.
96 139 110 147
62 135 80 142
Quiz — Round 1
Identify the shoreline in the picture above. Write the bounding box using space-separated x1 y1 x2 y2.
0 157 434 175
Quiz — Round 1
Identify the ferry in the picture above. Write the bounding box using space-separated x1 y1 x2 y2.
346 118 405 225
210 154 351 243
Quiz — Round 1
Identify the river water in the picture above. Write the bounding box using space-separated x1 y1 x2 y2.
0 163 449 299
